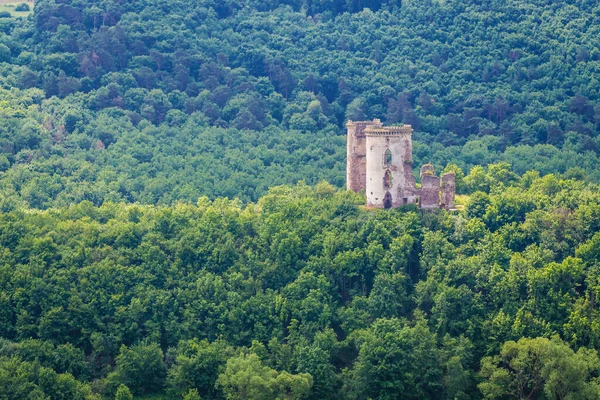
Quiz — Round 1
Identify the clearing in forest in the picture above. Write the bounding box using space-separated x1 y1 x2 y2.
0 0 33 17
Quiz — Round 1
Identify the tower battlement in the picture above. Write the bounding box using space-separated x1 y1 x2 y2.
346 120 455 210
364 125 413 136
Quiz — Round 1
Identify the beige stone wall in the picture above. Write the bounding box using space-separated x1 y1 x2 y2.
365 131 417 208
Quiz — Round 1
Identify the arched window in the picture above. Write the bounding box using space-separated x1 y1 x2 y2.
384 170 392 189
384 149 392 164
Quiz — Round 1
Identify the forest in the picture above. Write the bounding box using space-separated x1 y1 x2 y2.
2 0 600 398
4 169 600 399
0 0 600 207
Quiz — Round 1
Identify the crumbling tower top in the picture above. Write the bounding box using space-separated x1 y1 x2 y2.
346 119 383 132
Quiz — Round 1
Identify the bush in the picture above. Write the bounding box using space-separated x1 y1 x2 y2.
0 11 11 18
115 385 133 400
15 3 30 12
0 44 10 62
107 343 167 395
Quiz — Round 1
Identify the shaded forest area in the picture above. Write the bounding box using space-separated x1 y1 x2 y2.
1 0 600 207
3 169 600 398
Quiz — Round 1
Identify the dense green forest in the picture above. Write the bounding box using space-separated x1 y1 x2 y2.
4 169 600 399
1 0 600 207
3 0 600 398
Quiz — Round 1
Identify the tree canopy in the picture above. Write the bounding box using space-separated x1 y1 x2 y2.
0 1 600 207
2 0 600 398
0 167 599 397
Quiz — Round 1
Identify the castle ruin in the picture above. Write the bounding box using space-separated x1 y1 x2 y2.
346 119 455 210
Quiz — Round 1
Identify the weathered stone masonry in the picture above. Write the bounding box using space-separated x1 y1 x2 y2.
346 119 382 192
346 119 455 210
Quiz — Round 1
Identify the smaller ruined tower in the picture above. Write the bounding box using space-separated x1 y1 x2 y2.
419 164 441 209
346 119 383 192
441 172 456 210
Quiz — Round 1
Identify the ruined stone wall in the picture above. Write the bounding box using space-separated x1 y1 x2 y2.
397 136 417 202
420 164 441 209
346 120 382 192
441 172 456 210
420 164 435 176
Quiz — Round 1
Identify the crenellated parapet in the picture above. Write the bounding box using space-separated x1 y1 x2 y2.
364 125 413 136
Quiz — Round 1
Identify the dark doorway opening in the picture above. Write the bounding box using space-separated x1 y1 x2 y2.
384 192 393 209
403 197 408 204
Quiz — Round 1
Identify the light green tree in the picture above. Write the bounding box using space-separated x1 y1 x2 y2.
479 336 600 399
183 388 202 400
216 353 312 400
115 384 133 400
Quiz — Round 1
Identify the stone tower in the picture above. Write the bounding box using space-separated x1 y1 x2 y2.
346 119 455 210
346 119 383 192
364 124 418 208
419 164 441 209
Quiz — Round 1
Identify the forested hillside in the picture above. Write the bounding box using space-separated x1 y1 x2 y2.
3 169 600 399
3 0 600 399
1 0 600 207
